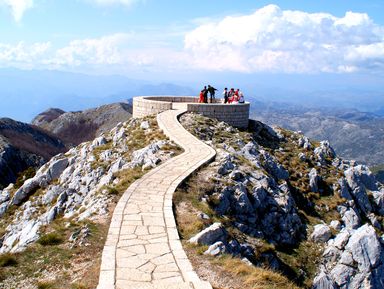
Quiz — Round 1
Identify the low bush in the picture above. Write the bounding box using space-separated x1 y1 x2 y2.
0 253 17 267
37 233 63 246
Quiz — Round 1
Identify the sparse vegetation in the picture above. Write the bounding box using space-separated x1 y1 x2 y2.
14 167 37 189
175 113 352 288
0 253 18 267
0 114 184 288
37 233 64 246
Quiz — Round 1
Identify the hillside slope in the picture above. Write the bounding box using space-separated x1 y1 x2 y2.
176 113 384 289
0 116 181 288
0 118 66 189
32 102 132 146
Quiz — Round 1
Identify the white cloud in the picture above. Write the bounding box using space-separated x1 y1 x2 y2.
0 41 50 68
0 0 33 22
51 33 131 66
184 4 384 73
86 0 141 7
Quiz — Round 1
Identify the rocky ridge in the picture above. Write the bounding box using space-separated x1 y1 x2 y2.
0 102 132 191
177 113 384 289
32 102 132 146
0 116 179 256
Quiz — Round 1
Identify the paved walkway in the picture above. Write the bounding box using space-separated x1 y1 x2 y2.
97 108 216 289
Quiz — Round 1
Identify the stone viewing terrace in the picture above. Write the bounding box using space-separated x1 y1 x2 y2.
133 96 250 128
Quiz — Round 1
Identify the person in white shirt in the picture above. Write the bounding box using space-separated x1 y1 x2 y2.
238 91 245 103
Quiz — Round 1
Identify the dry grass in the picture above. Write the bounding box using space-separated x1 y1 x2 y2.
0 218 108 288
217 256 299 289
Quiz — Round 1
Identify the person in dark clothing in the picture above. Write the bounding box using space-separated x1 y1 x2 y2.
202 86 208 103
223 87 228 103
207 85 217 103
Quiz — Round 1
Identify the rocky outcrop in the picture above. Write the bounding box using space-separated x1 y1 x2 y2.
180 112 384 288
311 224 332 243
314 224 384 289
0 118 177 253
189 223 227 245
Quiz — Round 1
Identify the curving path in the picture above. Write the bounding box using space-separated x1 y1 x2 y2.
97 108 216 289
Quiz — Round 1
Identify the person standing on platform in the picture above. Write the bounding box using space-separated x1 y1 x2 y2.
207 85 217 103
222 87 228 103
202 86 208 103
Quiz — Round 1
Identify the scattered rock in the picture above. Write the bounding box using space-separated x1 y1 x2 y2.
311 224 332 243
140 120 150 130
189 223 227 245
309 168 321 192
204 241 226 256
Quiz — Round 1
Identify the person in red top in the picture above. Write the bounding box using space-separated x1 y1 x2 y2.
234 89 240 102
228 88 235 103
199 90 204 103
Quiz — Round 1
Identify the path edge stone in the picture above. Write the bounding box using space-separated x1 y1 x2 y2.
157 109 216 289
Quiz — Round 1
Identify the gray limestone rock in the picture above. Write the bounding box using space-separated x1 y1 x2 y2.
47 158 69 180
240 142 259 161
333 230 350 250
313 271 336 289
140 120 150 130
345 224 381 271
345 165 377 191
204 241 227 256
298 152 306 161
189 222 227 245
92 136 107 147
309 168 321 192
261 150 289 180
298 136 311 150
338 178 353 200
339 206 361 230
232 185 253 216
311 224 332 243
314 141 336 163
217 154 235 175
372 189 384 216
330 220 342 231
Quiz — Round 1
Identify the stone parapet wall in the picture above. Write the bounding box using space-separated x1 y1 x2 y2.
132 96 173 118
187 102 250 128
132 96 250 128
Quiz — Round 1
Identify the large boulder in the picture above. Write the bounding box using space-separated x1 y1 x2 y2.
311 224 332 243
189 223 227 245
313 224 384 288
345 224 382 271
309 168 321 192
314 141 336 163
345 165 377 191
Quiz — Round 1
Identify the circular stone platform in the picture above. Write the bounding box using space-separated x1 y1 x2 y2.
132 96 250 128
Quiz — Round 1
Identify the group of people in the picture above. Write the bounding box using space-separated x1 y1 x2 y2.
198 85 245 104
222 87 245 104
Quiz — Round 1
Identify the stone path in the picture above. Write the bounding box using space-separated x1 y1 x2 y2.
97 108 216 289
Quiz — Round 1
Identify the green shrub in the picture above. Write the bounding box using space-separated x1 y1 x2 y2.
0 253 17 267
37 281 56 289
37 233 63 246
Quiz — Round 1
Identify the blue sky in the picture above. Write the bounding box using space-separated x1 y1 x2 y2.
0 0 383 79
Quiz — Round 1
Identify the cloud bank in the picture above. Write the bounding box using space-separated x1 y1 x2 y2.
184 4 384 73
0 0 33 22
0 5 383 75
